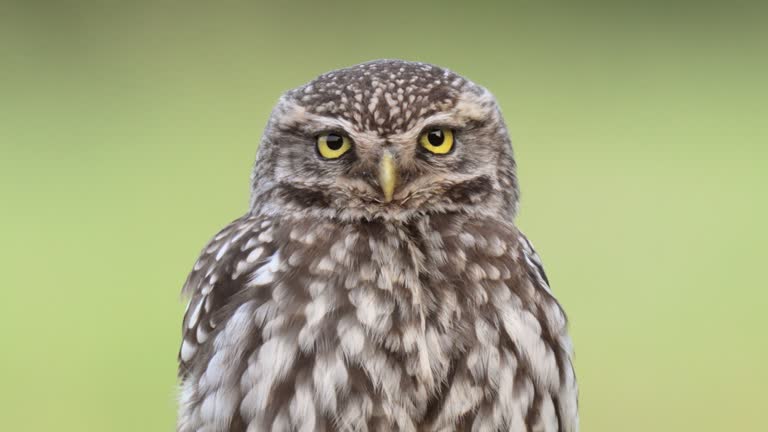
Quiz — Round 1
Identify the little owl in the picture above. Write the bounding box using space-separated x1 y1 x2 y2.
177 59 578 432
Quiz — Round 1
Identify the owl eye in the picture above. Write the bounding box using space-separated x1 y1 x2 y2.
419 128 454 154
317 133 352 159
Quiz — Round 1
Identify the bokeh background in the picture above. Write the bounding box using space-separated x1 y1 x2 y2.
2 1 767 430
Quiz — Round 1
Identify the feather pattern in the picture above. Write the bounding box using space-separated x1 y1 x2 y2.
178 214 577 431
177 59 577 431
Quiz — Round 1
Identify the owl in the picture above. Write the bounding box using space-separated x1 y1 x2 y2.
177 60 578 432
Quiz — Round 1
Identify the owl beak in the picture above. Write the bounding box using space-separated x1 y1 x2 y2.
378 151 397 203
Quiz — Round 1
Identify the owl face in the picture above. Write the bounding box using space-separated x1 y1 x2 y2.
250 60 520 221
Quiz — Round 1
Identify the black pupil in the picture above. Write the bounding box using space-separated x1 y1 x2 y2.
326 135 344 150
427 130 445 146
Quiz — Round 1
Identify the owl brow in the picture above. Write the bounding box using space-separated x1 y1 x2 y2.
275 101 354 135
411 114 473 136
297 117 355 138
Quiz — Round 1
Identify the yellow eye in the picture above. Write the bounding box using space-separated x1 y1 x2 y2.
419 128 454 154
317 133 352 159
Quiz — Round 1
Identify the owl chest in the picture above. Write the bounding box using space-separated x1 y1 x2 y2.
297 223 476 397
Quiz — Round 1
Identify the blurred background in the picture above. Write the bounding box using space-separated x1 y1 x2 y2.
1 0 766 430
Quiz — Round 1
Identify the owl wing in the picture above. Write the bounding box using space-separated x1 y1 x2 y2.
518 233 551 292
178 214 277 378
516 232 579 432
426 225 579 432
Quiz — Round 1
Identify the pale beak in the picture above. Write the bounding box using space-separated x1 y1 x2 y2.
378 150 397 203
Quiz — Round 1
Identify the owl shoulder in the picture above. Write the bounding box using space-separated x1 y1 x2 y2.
177 214 279 375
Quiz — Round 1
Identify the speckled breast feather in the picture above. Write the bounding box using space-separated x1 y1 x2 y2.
177 60 578 432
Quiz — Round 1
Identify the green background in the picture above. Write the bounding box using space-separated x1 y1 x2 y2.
2 1 766 430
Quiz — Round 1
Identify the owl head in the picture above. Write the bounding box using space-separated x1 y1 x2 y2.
249 60 519 222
